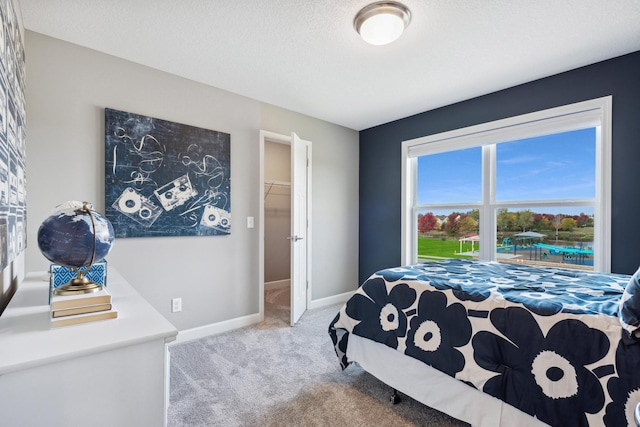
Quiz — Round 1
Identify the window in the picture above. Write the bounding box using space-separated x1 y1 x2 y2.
401 97 612 272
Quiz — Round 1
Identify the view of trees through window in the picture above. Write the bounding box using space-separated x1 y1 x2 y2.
415 127 597 270
417 208 595 269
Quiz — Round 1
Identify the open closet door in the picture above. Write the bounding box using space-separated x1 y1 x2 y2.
290 132 310 325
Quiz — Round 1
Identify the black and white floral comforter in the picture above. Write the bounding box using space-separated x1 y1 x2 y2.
329 259 640 427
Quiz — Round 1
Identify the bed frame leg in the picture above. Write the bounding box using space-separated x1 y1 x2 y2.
390 388 401 404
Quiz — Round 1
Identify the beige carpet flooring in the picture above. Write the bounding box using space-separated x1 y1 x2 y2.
167 286 468 426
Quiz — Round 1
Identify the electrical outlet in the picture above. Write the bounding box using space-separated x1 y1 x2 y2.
247 216 254 228
172 298 182 313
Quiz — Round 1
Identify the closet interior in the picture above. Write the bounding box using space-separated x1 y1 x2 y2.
264 140 291 310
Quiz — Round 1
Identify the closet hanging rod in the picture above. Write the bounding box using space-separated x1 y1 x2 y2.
264 180 291 187
264 180 291 200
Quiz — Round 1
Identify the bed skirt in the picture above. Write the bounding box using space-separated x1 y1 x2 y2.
346 334 549 427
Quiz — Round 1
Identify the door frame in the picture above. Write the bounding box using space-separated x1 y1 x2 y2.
258 130 312 323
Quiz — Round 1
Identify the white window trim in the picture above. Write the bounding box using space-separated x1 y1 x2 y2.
401 96 612 272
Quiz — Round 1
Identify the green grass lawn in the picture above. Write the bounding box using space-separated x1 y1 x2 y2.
418 233 595 264
418 236 474 260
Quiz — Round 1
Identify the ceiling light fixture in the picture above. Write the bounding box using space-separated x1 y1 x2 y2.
354 1 412 46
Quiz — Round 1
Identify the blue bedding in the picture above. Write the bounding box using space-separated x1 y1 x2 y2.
329 259 640 427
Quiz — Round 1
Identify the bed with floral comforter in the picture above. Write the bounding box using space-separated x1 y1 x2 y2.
329 259 640 427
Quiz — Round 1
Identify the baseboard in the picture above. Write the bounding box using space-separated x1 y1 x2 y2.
308 290 354 310
265 279 290 291
169 290 355 345
170 312 262 345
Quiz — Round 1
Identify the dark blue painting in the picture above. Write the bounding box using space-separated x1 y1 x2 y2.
105 108 231 238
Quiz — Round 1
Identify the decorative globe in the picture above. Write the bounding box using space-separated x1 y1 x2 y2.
37 201 115 269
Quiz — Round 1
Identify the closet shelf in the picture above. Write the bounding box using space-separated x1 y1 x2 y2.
264 180 291 199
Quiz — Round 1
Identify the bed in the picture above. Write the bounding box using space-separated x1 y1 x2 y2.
328 259 640 427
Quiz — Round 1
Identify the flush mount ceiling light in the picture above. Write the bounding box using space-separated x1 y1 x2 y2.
354 1 412 46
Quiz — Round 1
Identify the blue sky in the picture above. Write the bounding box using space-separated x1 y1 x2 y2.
417 128 596 216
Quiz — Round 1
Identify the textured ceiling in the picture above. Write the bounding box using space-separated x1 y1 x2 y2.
17 0 640 131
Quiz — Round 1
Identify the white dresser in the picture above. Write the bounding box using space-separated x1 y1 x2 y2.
0 268 178 427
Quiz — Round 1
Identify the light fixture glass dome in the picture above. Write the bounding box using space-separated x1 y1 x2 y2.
354 1 412 46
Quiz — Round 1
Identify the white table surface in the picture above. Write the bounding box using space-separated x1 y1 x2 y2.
0 267 178 375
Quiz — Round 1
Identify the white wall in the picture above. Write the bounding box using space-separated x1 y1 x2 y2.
24 31 359 330
261 105 360 300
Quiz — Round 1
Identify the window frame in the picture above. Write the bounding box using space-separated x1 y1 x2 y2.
401 96 612 272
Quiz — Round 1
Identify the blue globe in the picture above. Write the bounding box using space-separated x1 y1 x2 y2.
37 201 115 268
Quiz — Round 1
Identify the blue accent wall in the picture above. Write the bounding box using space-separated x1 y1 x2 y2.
359 50 640 283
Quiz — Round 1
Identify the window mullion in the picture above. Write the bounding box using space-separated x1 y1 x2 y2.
479 145 495 260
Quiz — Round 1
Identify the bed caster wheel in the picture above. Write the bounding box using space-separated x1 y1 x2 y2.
390 389 400 404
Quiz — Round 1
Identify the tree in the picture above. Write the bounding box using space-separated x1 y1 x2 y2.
561 217 577 231
497 208 517 232
574 213 592 228
497 208 508 231
444 212 466 237
552 214 564 241
516 210 535 232
584 215 594 228
533 214 550 231
459 216 478 235
418 212 438 235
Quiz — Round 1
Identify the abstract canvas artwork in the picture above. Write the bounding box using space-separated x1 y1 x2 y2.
105 108 231 238
0 0 26 316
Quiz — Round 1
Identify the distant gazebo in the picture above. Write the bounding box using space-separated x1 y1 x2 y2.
459 233 480 254
512 231 546 255
513 231 546 243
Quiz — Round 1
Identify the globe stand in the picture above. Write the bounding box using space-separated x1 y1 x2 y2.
54 270 103 296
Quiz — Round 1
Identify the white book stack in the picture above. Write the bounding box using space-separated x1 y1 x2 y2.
50 287 117 328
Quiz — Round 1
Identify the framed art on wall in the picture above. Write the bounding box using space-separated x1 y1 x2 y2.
104 108 231 238
0 0 26 316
